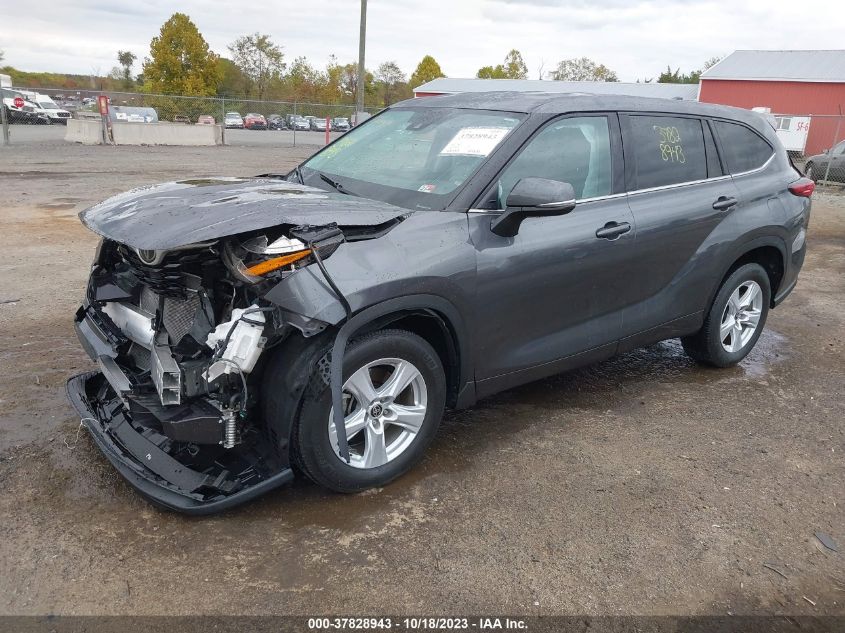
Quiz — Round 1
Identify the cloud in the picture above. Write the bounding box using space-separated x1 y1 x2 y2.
0 0 842 84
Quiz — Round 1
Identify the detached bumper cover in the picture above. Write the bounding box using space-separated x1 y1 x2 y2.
66 372 294 515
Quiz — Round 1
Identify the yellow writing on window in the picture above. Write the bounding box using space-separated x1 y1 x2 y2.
653 125 685 163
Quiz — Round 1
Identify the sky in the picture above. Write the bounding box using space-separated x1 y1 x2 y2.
1 0 843 83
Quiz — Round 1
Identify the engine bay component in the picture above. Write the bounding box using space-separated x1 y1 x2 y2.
204 305 267 383
152 338 182 405
101 301 154 348
222 410 238 449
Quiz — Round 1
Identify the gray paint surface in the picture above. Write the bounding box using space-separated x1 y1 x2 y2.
80 178 408 250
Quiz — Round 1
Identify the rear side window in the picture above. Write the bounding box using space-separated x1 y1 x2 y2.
626 116 707 189
713 120 773 173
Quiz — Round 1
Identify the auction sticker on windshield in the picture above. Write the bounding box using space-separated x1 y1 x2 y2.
440 127 510 157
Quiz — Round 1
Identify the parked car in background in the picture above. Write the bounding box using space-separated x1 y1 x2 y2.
224 112 244 129
289 115 310 131
310 117 328 132
244 113 268 130
173 115 191 124
67 93 811 513
196 115 216 125
804 139 845 183
303 115 316 129
268 114 287 130
32 94 72 124
331 117 350 132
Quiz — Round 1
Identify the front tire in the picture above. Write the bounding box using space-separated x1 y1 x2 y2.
292 329 446 493
682 263 771 367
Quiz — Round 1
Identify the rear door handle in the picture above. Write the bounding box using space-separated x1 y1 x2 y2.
712 196 738 211
595 221 631 240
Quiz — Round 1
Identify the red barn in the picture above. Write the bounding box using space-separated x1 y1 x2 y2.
699 50 845 156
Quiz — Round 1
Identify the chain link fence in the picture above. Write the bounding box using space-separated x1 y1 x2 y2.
772 113 845 186
1 87 359 147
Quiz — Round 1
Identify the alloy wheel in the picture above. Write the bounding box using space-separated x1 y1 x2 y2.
719 280 763 353
328 358 428 469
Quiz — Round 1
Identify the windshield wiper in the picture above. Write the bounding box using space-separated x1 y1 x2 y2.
319 172 359 197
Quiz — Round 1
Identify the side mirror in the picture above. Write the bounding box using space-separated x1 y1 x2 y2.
490 177 577 237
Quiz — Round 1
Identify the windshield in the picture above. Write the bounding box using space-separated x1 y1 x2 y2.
38 100 58 109
302 107 524 210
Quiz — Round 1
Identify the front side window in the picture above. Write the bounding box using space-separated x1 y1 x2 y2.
713 120 774 174
627 115 707 189
303 107 524 210
494 116 612 208
832 140 845 155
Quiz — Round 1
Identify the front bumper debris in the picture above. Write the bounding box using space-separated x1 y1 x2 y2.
67 372 294 514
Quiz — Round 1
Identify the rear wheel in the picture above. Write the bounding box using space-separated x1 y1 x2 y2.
291 329 446 493
681 263 771 367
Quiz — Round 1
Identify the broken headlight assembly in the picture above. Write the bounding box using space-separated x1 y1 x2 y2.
222 225 345 285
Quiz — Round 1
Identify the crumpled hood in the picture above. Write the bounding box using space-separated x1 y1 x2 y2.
79 177 409 250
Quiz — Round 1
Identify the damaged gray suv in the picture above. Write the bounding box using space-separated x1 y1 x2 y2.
68 93 813 513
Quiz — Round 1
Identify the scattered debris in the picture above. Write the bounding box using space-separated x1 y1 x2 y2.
803 596 816 607
815 531 838 552
0 298 21 305
763 562 788 579
679 455 697 461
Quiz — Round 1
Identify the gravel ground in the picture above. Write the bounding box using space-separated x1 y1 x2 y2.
0 140 842 617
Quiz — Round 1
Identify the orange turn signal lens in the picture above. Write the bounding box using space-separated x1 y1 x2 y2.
245 249 312 276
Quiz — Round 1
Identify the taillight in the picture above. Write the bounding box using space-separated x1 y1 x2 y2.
788 178 815 197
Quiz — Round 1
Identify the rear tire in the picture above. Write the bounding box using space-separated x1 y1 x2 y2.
681 263 771 367
291 329 446 493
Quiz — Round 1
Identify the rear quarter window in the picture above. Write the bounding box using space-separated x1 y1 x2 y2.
713 120 774 174
626 115 708 189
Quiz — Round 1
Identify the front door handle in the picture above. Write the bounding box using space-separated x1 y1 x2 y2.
595 221 631 240
712 196 738 211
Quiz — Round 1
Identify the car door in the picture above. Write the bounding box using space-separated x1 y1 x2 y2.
617 113 741 346
468 113 639 396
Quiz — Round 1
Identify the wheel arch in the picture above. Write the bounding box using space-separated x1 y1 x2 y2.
712 238 786 310
338 295 474 410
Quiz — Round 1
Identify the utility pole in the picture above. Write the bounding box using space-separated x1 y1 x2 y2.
356 0 367 122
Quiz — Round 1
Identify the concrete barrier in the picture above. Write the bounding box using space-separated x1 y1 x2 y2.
65 119 104 145
112 122 222 146
65 119 223 146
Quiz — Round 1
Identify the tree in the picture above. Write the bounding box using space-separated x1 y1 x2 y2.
476 65 506 79
658 65 684 83
216 58 249 97
228 33 285 100
143 13 220 96
376 61 406 106
283 56 323 101
551 57 618 82
116 50 136 89
657 57 721 84
409 55 445 89
476 49 528 80
502 49 528 79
